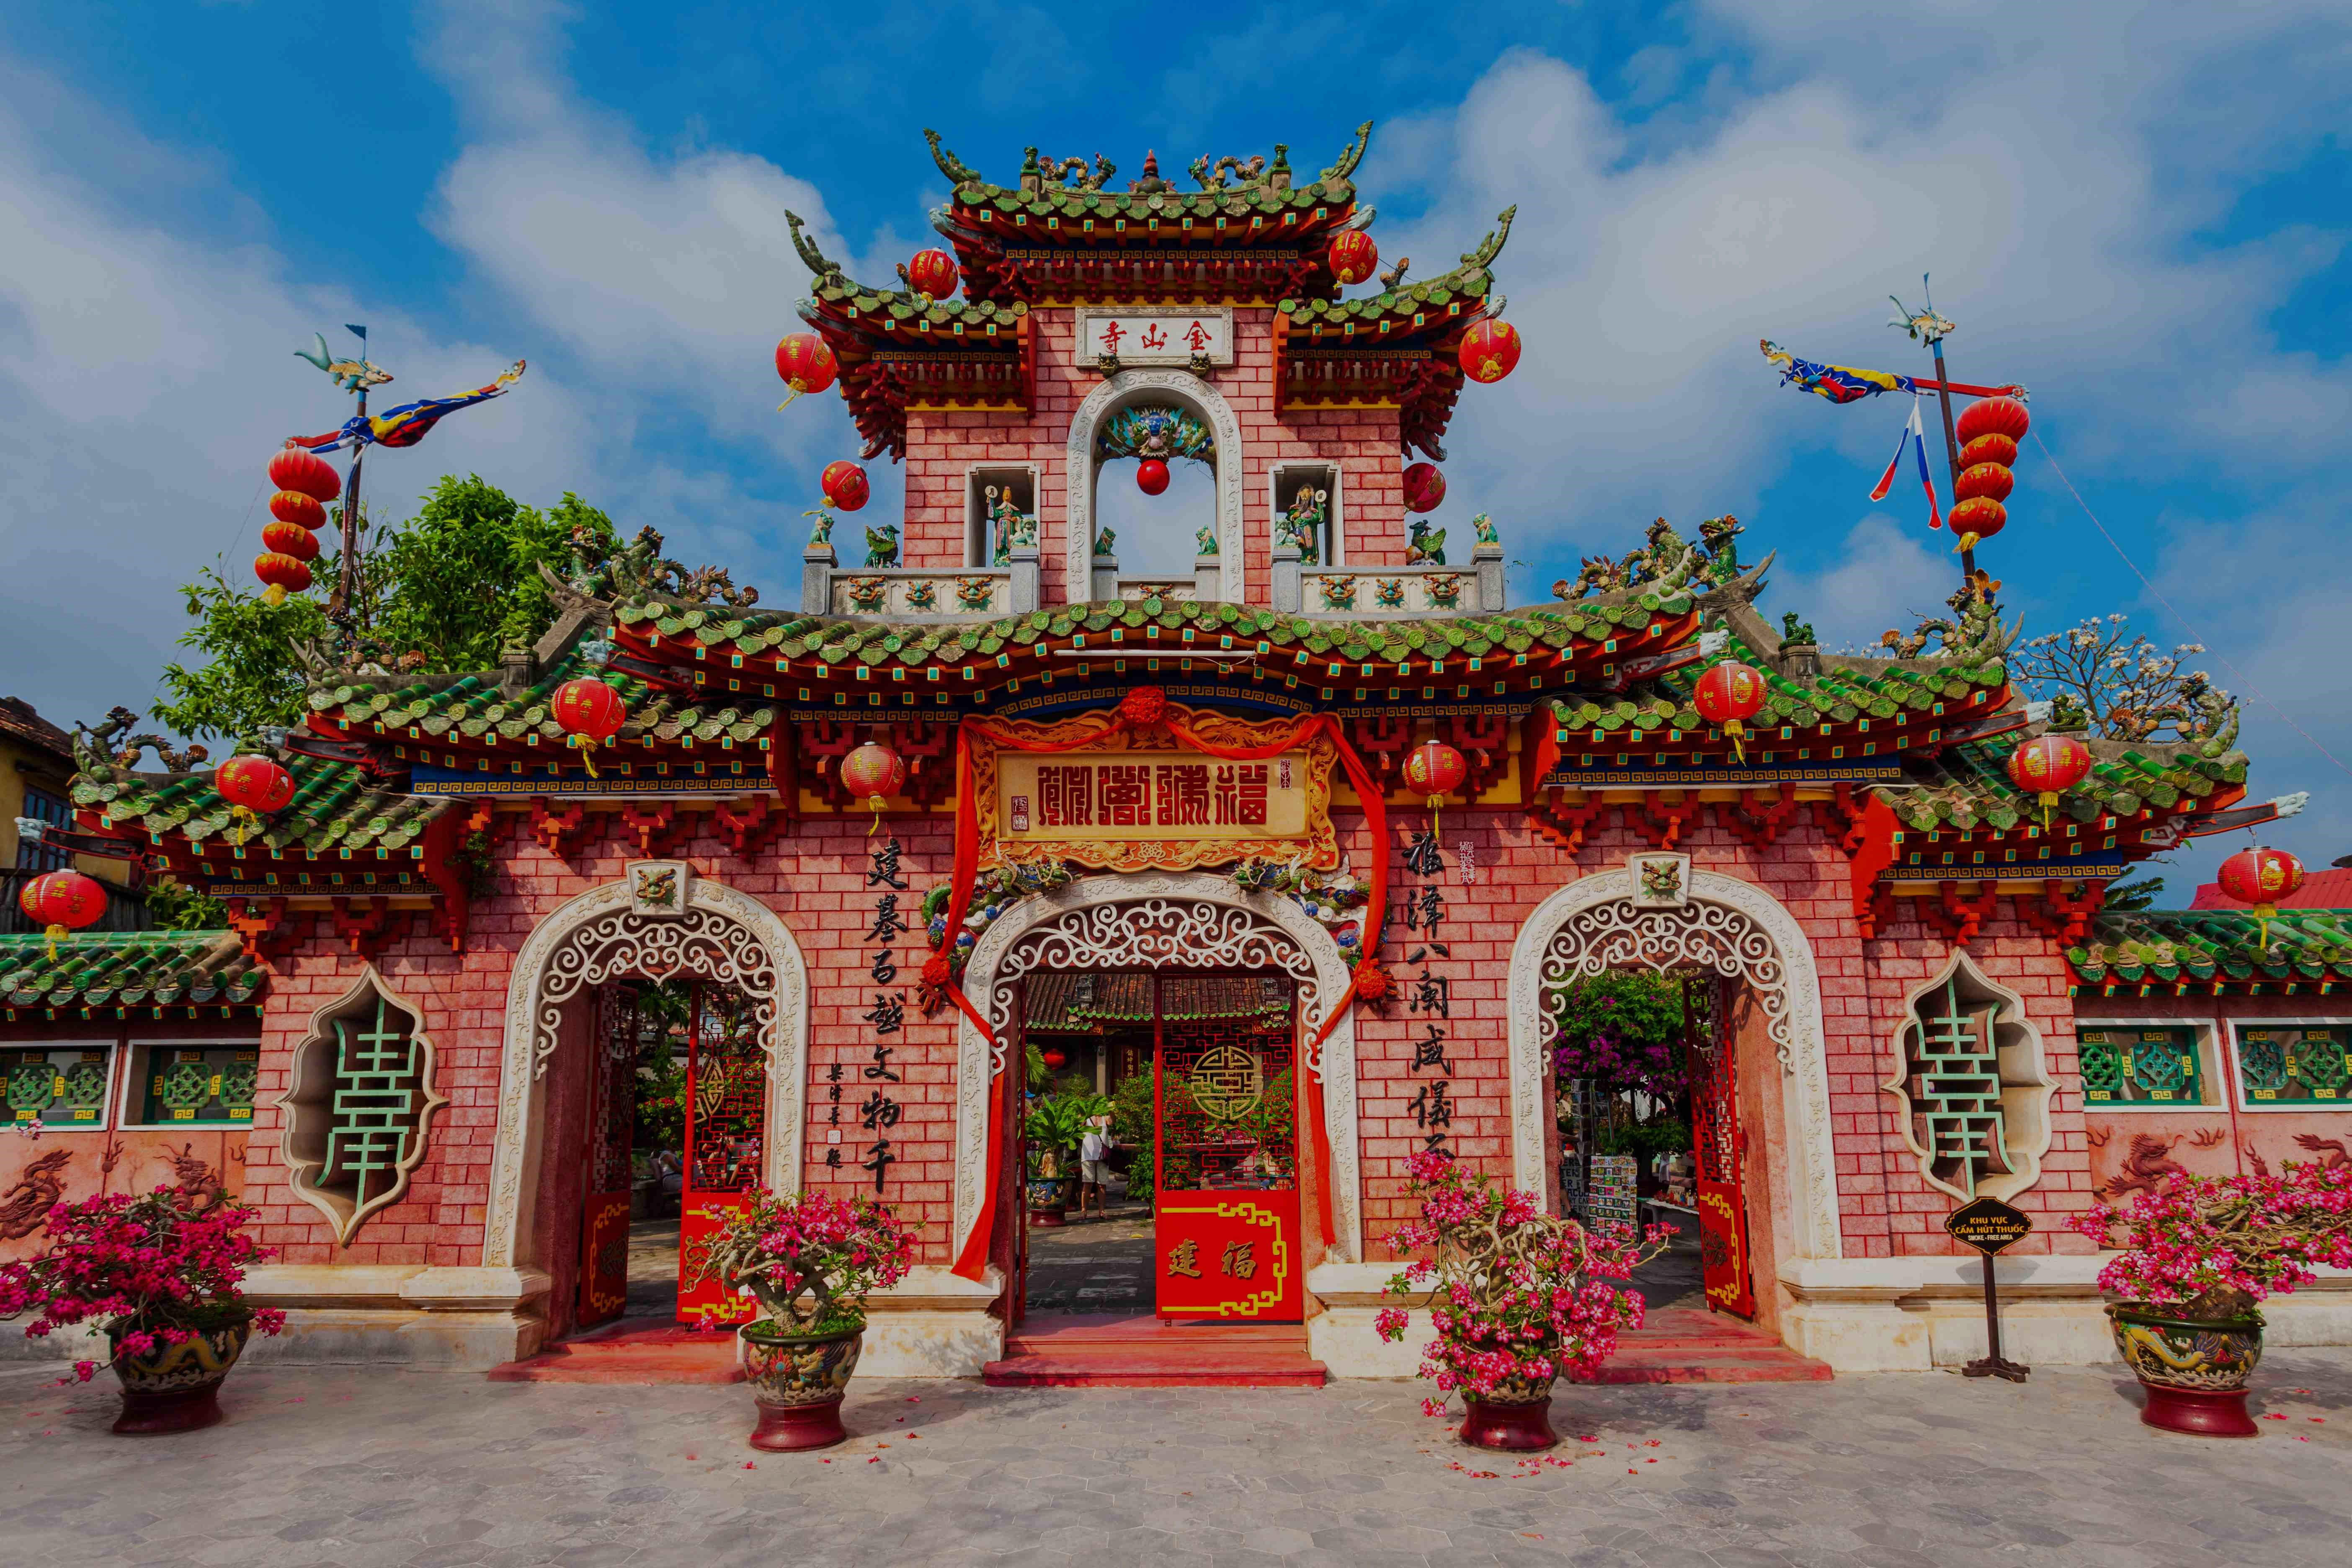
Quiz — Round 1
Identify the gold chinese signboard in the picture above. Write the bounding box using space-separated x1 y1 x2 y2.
975 703 1337 873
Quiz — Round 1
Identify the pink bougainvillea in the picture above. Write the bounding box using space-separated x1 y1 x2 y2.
2071 1159 2352 1320
684 1187 918 1332
1377 1150 1669 1407
0 1185 284 1382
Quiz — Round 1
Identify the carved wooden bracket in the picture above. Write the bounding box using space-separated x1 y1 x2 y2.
713 794 785 857
801 720 862 808
1443 713 1512 803
227 896 301 962
1856 884 1898 941
2016 878 2107 947
1346 715 1412 784
1809 780 1872 854
619 801 695 857
1724 787 1801 848
1919 881 1999 946
1527 794 1607 854
529 797 593 859
887 720 958 809
330 895 395 959
1630 796 1690 850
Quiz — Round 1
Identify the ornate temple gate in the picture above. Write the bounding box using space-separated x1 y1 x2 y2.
678 985 765 1325
576 988 640 1329
1154 974 1304 1322
1683 975 1756 1318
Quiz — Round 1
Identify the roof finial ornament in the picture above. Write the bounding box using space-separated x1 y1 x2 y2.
1129 150 1171 194
923 128 980 188
1320 120 1375 183
785 211 842 282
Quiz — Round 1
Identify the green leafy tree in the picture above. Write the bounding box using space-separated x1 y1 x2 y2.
373 480 618 670
152 565 333 742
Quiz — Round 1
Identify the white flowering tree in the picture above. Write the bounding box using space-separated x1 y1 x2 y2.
2009 614 2234 744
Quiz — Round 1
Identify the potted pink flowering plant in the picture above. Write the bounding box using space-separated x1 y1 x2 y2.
0 1183 284 1434
684 1187 918 1451
2071 1160 2352 1437
1376 1150 1668 1450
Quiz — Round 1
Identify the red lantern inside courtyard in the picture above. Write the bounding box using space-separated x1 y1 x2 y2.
840 742 908 834
905 248 960 299
215 753 295 846
822 460 870 512
268 445 341 503
2006 733 2091 828
1328 229 1378 286
1135 458 1170 496
2218 845 2305 950
775 333 839 407
1040 1048 1068 1072
1402 740 1467 837
1458 318 1523 384
1402 462 1446 513
253 552 312 606
554 678 628 778
18 869 106 958
1693 660 1768 762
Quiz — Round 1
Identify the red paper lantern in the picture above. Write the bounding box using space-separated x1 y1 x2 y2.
1402 462 1446 513
1955 463 2015 504
215 753 294 846
840 742 907 833
1040 1048 1068 1071
267 446 341 503
553 678 628 778
905 248 960 299
1949 496 2006 550
1403 740 1468 836
774 333 839 406
1955 395 2030 446
2007 732 2091 827
1135 458 1170 496
822 460 870 512
2218 845 2305 949
1959 433 2019 470
1694 660 1769 760
19 869 106 955
1329 230 1378 286
1458 318 1523 384
261 520 320 561
253 552 312 605
269 489 327 530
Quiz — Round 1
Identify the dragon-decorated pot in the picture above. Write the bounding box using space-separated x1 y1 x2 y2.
739 1318 865 1451
1026 1174 1078 1228
1459 1373 1561 1451
2109 1302 2264 1438
108 1311 253 1435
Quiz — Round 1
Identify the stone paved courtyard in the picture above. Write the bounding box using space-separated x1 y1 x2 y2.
5 1347 2350 1566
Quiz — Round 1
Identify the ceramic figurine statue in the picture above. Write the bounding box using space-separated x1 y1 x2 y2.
1196 523 1219 557
864 522 900 569
804 508 835 547
1473 512 1500 547
1094 526 1117 558
1280 486 1327 565
1407 516 1446 566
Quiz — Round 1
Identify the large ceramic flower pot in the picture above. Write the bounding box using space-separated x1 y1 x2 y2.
109 1313 253 1435
740 1318 864 1451
2109 1302 2264 1438
1459 1374 1560 1451
1027 1174 1077 1228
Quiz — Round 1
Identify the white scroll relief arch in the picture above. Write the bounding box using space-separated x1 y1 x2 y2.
1506 867 1843 1261
484 876 809 1269
956 874 1363 1261
1064 371 1246 603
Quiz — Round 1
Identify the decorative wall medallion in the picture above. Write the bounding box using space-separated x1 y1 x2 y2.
276 965 450 1246
1630 852 1690 908
629 860 689 919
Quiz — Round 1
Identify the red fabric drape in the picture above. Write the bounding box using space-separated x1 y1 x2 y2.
944 700 1385 1279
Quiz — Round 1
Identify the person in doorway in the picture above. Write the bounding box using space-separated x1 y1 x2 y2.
653 1148 685 1218
1077 1114 1114 1219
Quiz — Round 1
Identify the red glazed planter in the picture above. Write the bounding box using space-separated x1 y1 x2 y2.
2110 1304 2263 1439
108 1314 253 1435
740 1319 864 1452
1459 1376 1560 1451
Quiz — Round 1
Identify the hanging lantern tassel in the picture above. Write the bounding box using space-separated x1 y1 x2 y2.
1724 718 1747 764
570 732 601 778
228 804 260 846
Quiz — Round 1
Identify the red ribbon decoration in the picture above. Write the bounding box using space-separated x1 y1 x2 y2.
944 696 1385 1280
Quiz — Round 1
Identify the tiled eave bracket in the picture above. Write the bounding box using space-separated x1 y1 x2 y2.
1532 687 2025 789
2068 908 2352 999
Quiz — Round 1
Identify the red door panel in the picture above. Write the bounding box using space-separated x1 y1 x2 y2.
577 989 637 1329
1686 977 1756 1318
679 986 764 1326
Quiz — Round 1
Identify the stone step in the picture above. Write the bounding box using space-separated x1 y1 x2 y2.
988 1312 1325 1387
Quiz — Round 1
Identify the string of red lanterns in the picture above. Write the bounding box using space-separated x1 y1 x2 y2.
1694 661 1768 762
1950 396 2030 554
256 445 340 604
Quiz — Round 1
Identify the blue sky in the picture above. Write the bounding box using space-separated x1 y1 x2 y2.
2 1 2347 899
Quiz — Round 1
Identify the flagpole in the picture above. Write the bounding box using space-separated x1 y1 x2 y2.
333 325 369 634
1926 334 1974 584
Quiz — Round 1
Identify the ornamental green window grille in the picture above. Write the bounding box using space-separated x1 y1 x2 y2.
3 1046 114 1127
2078 1027 2209 1106
278 966 449 1245
2233 1026 2352 1106
135 1045 260 1124
1882 953 2056 1204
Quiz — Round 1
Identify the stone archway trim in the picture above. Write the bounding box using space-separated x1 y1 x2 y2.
1505 868 1843 1261
955 873 1363 1261
483 876 810 1269
1064 371 1246 603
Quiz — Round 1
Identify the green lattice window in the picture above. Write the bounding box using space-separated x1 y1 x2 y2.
2078 1027 2208 1106
2233 1026 2352 1107
136 1046 259 1125
280 968 449 1245
3 1047 114 1127
1885 955 2055 1204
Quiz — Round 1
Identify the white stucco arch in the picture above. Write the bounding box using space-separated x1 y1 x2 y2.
484 872 810 1269
954 872 1364 1260
1506 864 1844 1261
1064 371 1246 603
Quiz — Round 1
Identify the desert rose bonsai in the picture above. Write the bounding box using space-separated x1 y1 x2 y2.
2073 1158 2352 1437
0 1181 284 1434
1377 1149 1668 1450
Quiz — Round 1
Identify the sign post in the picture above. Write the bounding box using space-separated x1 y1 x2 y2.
1944 1196 2032 1382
